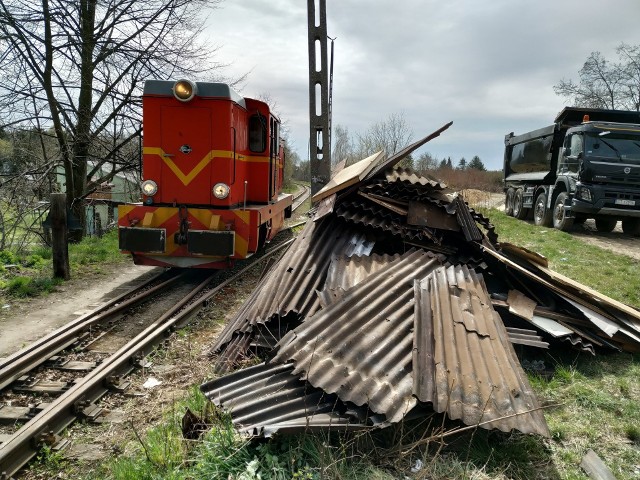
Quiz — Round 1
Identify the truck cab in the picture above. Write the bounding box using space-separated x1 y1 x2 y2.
560 120 640 231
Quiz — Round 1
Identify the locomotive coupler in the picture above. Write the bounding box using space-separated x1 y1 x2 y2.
174 205 190 245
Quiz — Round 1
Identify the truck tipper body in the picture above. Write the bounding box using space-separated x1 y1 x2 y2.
503 107 640 234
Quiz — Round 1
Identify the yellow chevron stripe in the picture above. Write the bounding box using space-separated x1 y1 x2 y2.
143 147 272 186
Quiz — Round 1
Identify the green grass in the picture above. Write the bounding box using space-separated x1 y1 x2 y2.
0 229 127 299
480 208 640 308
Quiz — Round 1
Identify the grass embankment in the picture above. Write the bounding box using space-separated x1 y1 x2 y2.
0 230 127 300
12 212 640 479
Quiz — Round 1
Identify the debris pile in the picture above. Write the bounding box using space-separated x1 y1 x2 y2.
201 124 640 439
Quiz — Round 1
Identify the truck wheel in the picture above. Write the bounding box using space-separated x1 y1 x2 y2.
595 219 617 232
533 191 553 227
513 189 527 219
622 219 640 236
505 188 515 216
552 192 573 231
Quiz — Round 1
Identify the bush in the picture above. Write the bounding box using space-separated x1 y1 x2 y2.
421 168 503 192
0 250 19 265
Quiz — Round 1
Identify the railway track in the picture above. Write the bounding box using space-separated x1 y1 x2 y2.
291 182 311 211
0 239 296 478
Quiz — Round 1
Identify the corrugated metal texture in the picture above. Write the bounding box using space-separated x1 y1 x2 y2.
200 362 380 437
272 250 443 423
415 265 549 436
335 200 405 236
335 200 441 244
451 197 483 242
209 217 373 356
505 327 549 349
384 168 451 190
318 253 403 307
361 181 454 205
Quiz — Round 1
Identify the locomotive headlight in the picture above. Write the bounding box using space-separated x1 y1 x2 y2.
213 182 230 199
173 79 197 102
141 180 158 196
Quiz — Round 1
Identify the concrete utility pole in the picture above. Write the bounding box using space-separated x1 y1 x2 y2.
307 0 331 196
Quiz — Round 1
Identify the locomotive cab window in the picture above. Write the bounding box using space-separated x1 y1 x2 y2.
249 114 267 152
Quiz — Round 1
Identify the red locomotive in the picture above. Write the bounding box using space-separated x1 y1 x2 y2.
118 80 293 268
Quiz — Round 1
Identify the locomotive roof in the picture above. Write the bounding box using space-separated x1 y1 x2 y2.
144 80 247 108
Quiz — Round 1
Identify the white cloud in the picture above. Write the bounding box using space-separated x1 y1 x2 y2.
204 0 640 170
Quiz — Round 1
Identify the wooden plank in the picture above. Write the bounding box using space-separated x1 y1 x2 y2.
580 449 617 480
311 151 384 202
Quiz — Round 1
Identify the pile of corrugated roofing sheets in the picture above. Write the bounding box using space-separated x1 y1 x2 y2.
201 123 640 440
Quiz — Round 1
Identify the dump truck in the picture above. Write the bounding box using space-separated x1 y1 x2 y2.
503 107 640 234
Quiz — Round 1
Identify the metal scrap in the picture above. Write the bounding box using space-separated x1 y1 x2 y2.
203 125 640 441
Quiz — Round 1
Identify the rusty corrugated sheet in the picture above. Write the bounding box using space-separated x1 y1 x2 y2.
318 253 403 307
272 250 442 423
200 362 380 437
505 327 549 349
383 168 451 190
414 265 549 436
209 217 373 357
451 197 483 242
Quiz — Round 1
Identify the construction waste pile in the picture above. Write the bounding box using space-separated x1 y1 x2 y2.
201 124 640 440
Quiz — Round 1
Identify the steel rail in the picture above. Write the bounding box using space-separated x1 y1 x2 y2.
291 183 310 211
0 269 183 391
0 242 294 478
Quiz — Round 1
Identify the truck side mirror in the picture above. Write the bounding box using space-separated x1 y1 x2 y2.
563 147 570 157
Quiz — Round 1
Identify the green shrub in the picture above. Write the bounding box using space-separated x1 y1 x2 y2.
0 250 18 265
6 276 35 297
5 275 60 297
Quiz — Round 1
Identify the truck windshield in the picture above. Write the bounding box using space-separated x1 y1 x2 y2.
585 133 640 163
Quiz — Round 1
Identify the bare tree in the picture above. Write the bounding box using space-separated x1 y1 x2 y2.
414 151 438 173
0 0 231 238
554 44 640 111
331 124 354 167
354 112 413 167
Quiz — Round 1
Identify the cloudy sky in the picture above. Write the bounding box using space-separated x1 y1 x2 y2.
204 0 640 170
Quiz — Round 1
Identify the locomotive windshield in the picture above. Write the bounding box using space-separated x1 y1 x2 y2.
585 132 640 163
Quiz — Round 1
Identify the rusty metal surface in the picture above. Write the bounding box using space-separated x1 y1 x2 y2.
318 253 403 307
200 362 380 437
272 250 442 423
383 168 451 190
505 327 549 349
407 201 460 231
452 197 483 242
415 265 549 436
210 217 373 357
